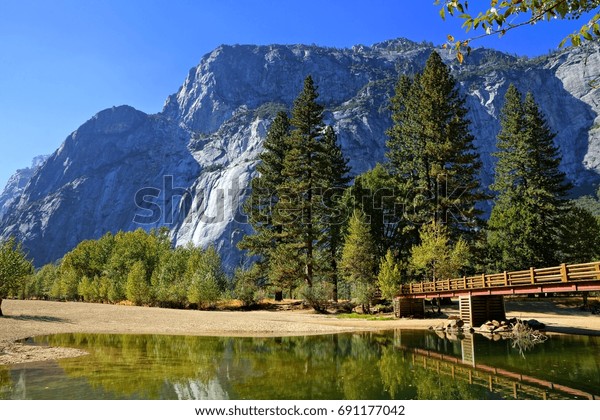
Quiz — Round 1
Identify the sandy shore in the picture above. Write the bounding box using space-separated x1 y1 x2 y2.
1 298 598 365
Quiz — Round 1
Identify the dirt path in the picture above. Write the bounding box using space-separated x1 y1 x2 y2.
1 298 598 365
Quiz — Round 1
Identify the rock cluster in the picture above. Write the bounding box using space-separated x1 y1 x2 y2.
431 317 465 332
429 317 546 336
479 318 546 335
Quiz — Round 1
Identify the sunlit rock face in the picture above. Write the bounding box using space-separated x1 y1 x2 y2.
0 155 47 223
2 39 600 268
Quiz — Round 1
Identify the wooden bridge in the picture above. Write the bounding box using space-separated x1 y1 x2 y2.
394 261 600 326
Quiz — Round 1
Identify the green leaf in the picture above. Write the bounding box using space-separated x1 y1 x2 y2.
572 35 581 47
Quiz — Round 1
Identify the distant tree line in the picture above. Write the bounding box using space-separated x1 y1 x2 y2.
1 51 599 315
6 229 231 311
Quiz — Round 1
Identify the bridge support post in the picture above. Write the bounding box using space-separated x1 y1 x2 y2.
393 297 425 318
459 295 506 328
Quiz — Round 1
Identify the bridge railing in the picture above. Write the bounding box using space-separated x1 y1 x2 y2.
400 261 600 295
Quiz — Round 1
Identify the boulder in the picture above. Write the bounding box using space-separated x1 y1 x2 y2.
434 322 446 331
479 322 496 333
494 325 509 333
525 319 546 330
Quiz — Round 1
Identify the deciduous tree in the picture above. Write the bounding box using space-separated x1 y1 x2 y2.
438 0 600 61
377 250 403 301
410 220 470 282
0 238 33 316
340 210 378 312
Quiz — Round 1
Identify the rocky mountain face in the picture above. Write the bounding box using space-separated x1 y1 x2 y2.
2 38 600 268
0 155 47 223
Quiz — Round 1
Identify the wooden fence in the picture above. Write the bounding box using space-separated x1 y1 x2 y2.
400 261 600 296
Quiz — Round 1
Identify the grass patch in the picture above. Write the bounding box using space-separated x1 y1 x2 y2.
335 313 395 321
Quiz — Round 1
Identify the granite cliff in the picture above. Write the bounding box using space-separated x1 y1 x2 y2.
2 39 600 268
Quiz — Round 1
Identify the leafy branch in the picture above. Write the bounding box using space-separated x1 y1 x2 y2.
437 0 600 62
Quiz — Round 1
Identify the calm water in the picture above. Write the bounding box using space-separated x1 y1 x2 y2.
1 330 599 400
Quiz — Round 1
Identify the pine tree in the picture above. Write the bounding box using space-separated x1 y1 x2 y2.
274 76 328 288
345 163 400 258
320 125 351 301
488 85 572 270
562 206 600 263
339 210 378 312
386 52 485 247
239 111 290 260
268 242 304 297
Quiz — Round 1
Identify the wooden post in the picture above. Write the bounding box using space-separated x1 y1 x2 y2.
513 382 518 399
463 276 467 290
530 267 536 284
481 273 486 288
503 271 508 286
560 263 568 282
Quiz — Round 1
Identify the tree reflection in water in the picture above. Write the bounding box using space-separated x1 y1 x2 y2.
0 330 597 400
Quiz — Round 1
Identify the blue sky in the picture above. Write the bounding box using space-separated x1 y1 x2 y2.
0 0 592 188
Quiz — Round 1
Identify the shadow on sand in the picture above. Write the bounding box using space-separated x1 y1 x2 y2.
5 315 69 323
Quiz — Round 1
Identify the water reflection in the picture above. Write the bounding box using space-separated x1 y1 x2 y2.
0 331 598 400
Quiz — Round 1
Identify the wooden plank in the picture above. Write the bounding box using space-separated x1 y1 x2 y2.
567 262 598 268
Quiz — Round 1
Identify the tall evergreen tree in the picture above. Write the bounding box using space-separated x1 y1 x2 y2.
488 85 572 270
238 111 290 261
274 76 328 288
320 125 351 301
345 163 401 259
561 206 600 263
386 52 485 248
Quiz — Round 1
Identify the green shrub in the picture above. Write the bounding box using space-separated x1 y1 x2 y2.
298 281 332 313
